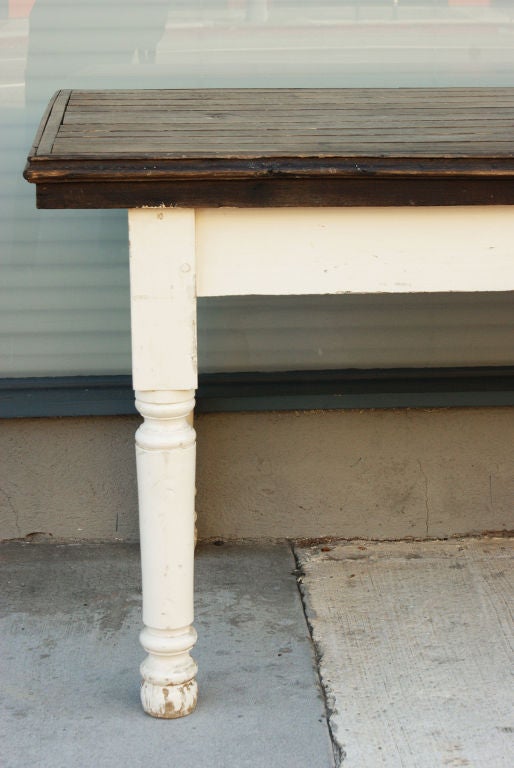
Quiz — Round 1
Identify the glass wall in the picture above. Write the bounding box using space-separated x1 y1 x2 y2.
2 1 514 376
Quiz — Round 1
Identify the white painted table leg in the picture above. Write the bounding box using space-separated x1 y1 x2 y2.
128 208 198 717
136 389 197 718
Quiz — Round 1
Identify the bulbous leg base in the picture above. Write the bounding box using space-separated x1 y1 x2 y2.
139 626 198 718
141 677 198 719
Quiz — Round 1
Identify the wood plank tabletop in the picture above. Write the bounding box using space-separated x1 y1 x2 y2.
24 88 514 208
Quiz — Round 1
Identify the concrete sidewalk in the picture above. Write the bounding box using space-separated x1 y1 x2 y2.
1 542 334 768
1 538 512 768
297 537 514 768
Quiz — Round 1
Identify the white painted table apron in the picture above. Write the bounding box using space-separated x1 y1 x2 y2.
128 204 514 718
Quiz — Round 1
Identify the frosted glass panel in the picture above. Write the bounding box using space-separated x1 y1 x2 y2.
2 1 514 376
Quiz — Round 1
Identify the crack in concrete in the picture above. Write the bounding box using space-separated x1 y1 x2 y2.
417 460 430 537
0 487 21 537
290 541 346 767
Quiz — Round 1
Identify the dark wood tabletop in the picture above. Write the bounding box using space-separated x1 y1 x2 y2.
24 88 514 208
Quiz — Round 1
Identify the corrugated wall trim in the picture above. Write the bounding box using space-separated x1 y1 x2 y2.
1 368 514 418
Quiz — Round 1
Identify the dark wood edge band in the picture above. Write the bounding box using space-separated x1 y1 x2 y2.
34 176 514 209
24 156 514 184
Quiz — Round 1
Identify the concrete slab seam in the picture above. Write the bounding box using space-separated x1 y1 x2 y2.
290 540 344 767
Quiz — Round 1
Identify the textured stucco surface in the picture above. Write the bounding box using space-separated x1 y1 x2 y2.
1 408 513 541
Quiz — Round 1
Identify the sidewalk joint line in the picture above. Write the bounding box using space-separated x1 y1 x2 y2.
290 540 345 767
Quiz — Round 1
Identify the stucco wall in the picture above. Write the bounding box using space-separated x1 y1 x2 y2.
1 408 512 541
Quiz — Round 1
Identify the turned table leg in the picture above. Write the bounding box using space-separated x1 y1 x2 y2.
136 389 197 717
129 208 198 717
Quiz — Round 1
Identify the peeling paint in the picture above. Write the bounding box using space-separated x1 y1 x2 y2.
141 678 198 720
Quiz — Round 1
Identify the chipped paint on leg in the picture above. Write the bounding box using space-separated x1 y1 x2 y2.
141 678 198 719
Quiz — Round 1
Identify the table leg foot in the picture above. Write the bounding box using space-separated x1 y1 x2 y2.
141 678 198 719
140 625 198 718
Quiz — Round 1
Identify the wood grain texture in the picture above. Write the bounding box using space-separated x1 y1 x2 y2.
24 88 514 208
36 90 72 156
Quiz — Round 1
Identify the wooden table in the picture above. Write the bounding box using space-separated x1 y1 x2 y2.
24 88 514 718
